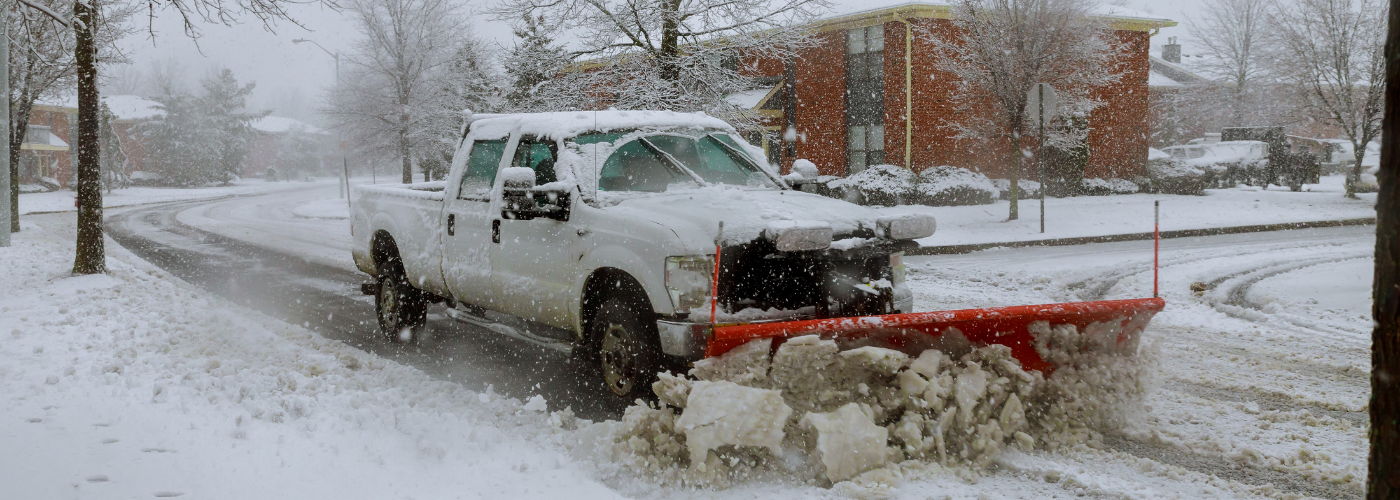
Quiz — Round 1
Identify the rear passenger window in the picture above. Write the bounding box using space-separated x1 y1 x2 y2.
460 139 506 199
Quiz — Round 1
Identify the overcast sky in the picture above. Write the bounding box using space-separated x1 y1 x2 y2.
116 0 1210 125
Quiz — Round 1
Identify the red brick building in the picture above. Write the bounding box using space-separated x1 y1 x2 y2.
730 3 1175 180
17 102 76 187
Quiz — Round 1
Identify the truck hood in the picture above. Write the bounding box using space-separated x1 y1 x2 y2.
600 187 885 251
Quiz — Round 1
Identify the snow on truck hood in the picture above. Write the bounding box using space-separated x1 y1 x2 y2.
601 186 911 250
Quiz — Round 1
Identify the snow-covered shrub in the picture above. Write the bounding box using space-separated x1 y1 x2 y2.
1139 149 1206 195
911 165 996 206
1080 177 1139 196
990 178 1041 200
837 164 916 206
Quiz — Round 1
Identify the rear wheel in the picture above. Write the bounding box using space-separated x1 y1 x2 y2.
375 257 427 344
586 296 662 400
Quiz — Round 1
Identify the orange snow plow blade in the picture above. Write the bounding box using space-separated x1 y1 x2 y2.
706 297 1166 374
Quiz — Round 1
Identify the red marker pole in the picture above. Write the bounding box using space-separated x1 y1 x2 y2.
711 222 723 326
1153 201 1159 298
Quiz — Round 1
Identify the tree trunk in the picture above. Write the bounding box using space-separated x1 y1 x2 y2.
1351 144 1367 199
1369 0 1400 495
1008 133 1020 221
399 127 412 184
71 0 103 275
657 0 682 83
9 90 33 233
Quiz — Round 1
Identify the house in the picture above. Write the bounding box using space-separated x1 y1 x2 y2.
100 95 166 180
721 1 1176 180
16 101 75 188
243 116 327 179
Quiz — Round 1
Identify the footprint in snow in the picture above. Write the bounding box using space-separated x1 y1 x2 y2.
26 418 41 423
101 438 119 444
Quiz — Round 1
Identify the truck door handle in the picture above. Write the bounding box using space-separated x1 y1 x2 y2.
492 219 501 244
447 214 455 236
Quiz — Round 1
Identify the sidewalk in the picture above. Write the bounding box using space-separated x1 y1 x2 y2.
17 177 348 215
877 174 1376 252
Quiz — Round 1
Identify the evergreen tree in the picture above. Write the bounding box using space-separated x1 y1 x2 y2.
200 69 266 183
503 14 569 111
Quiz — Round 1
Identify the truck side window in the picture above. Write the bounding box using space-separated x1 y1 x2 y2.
511 137 558 186
460 139 507 199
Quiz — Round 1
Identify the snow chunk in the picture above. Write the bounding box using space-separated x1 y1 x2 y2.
800 403 889 483
675 381 793 466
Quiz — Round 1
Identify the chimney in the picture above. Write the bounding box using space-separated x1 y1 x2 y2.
1162 37 1181 63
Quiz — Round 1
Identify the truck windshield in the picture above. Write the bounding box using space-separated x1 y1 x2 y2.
578 129 778 192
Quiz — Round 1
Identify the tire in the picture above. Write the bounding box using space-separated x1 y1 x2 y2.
375 256 428 344
585 296 662 401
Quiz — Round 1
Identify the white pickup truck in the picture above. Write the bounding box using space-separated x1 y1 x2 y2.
350 110 935 401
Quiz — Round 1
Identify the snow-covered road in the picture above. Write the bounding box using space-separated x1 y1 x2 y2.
96 184 1372 498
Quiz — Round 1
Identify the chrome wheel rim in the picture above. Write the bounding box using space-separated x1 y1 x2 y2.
599 323 637 396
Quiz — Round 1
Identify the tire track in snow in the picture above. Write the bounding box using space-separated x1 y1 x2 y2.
1099 434 1361 500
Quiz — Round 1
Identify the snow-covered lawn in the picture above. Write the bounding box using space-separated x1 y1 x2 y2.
884 174 1377 248
16 177 345 215
0 214 620 500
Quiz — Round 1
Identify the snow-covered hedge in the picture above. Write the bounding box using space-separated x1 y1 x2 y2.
990 179 1041 200
824 164 997 207
1139 150 1206 195
834 164 917 206
1080 177 1139 196
912 166 997 206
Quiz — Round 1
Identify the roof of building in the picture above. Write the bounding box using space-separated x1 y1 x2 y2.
101 95 165 120
251 115 323 134
812 1 1176 32
1148 56 1212 89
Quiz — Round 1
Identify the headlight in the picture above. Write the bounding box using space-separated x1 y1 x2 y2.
665 256 713 313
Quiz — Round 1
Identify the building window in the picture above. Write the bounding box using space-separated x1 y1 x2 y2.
846 25 884 174
24 125 50 145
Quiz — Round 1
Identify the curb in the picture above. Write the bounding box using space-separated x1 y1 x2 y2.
910 217 1377 255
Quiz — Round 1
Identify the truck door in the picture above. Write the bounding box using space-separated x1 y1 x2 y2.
443 136 508 308
492 136 580 329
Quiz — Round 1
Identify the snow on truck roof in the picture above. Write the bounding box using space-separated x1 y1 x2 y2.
469 110 735 141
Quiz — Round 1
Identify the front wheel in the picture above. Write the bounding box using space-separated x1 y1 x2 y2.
375 260 428 344
586 297 662 400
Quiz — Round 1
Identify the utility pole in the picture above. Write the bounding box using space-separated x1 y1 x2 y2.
0 3 10 247
1027 83 1056 234
292 38 346 200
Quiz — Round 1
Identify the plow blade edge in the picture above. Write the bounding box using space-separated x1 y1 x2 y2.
706 297 1167 374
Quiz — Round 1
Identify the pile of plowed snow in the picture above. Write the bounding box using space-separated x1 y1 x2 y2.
590 321 1152 489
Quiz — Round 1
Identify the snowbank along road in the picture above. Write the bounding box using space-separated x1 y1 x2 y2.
104 184 1372 498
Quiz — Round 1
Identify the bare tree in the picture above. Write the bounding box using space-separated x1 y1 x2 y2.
7 0 134 233
63 0 333 274
1371 0 1400 493
927 0 1122 220
326 0 466 184
1270 0 1387 198
488 0 827 120
1188 0 1271 126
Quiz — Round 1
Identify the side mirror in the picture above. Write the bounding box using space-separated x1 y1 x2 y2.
500 166 572 222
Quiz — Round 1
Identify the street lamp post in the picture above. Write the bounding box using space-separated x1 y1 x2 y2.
292 38 347 202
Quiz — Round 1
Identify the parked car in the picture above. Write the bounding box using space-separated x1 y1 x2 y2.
349 110 935 401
